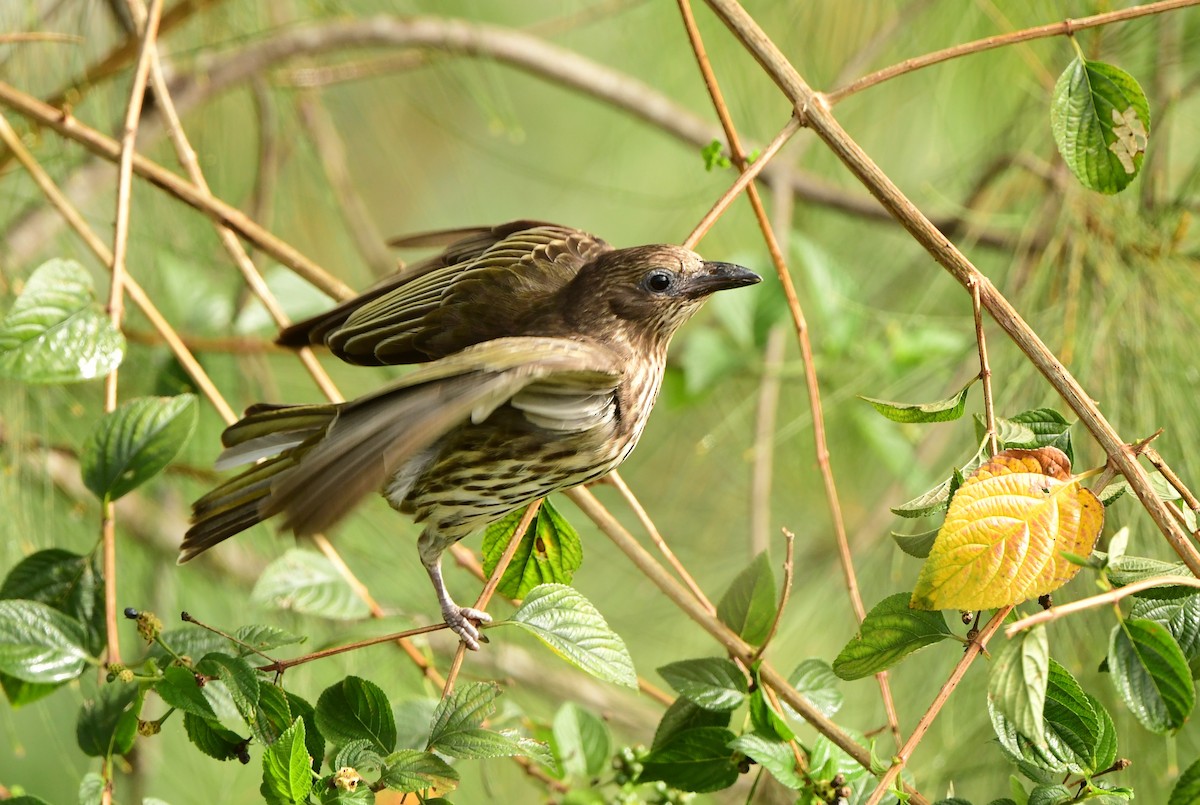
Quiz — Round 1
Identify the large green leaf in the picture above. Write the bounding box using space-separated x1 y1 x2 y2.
76 681 139 757
196 653 261 721
989 625 1050 747
1109 618 1194 734
716 551 776 645
1131 591 1200 678
81 394 197 502
377 750 459 794
832 593 954 680
651 698 730 753
262 717 313 804
657 657 747 712
316 676 396 754
252 549 370 620
1051 57 1150 194
156 665 218 720
480 498 583 599
787 658 843 719
504 584 636 688
0 548 105 656
728 732 803 790
639 726 740 793
0 600 90 683
425 682 497 752
184 712 248 762
0 259 124 383
1170 755 1200 805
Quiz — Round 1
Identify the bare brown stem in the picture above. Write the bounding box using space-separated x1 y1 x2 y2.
608 471 715 614
258 623 448 674
443 501 543 697
864 606 1012 805
1145 448 1200 526
827 0 1200 104
0 113 238 424
702 0 1200 578
1006 576 1200 636
972 280 998 456
0 32 84 45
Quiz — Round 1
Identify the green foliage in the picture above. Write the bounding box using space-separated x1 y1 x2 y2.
0 600 92 685
1108 618 1194 734
832 593 955 680
716 551 776 645
657 657 747 711
552 702 612 780
261 718 313 805
503 583 637 688
637 726 740 793
315 676 395 754
989 626 1050 747
252 550 371 620
0 259 125 383
481 498 583 599
860 378 973 423
1051 57 1150 194
81 394 197 503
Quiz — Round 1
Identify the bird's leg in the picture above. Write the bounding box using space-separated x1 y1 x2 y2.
419 529 491 650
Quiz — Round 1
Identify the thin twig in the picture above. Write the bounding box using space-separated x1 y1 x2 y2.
257 623 449 674
0 113 238 424
566 486 929 805
1145 448 1200 524
0 32 84 45
682 115 801 249
443 501 543 697
972 280 998 456
0 81 354 302
100 0 164 670
702 0 1200 578
179 610 276 662
1006 576 1200 636
826 0 1200 103
676 0 903 746
608 471 715 614
750 528 794 664
863 606 1013 805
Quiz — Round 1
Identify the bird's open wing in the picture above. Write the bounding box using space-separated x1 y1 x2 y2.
277 221 611 365
261 337 622 536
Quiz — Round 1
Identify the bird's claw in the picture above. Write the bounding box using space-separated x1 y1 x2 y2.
443 605 492 651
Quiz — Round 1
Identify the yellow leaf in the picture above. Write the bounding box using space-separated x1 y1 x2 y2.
910 447 1103 611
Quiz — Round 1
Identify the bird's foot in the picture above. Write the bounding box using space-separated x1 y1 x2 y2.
442 604 492 651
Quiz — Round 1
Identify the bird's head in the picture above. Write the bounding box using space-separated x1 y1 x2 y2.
563 244 761 349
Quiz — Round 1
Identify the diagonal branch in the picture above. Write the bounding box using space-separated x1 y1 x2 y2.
702 0 1200 579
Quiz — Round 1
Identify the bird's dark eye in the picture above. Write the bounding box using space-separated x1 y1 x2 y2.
643 270 674 293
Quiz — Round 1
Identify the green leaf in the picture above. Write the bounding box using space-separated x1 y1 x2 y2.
891 527 940 559
286 691 325 775
991 660 1106 775
1109 618 1194 734
0 599 90 683
1132 591 1200 678
1170 755 1200 805
196 653 260 721
249 682 293 748
232 624 305 657
728 732 803 790
377 749 459 794
6 796 55 805
504 583 636 688
1027 785 1073 805
0 673 63 707
79 772 104 805
651 698 730 752
748 686 794 742
333 739 384 774
638 727 740 793
860 379 972 423
891 477 954 518
1107 554 1192 587
314 779 375 805
716 551 776 645
657 657 747 711
426 681 498 753
184 712 248 762
316 676 396 753
552 702 611 779
0 258 124 383
156 665 218 720
989 626 1051 747
1051 57 1150 194
787 658 843 718
76 681 139 757
252 549 370 620
1090 692 1118 774
0 548 105 656
832 593 954 680
393 698 438 751
262 717 313 805
480 498 583 599
81 395 197 502
977 414 1038 450
1007 409 1074 465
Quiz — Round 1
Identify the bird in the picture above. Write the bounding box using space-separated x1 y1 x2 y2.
179 220 760 649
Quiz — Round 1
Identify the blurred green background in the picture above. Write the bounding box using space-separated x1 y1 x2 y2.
2 1 1199 802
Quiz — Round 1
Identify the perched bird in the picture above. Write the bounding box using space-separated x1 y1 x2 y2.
180 221 759 649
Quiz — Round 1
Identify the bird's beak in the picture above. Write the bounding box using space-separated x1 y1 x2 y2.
687 261 762 297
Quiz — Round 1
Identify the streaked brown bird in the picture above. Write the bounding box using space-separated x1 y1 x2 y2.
180 221 759 649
